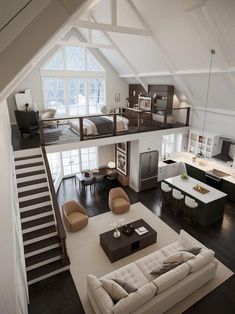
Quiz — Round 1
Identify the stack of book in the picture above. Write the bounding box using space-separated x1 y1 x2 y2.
135 226 148 235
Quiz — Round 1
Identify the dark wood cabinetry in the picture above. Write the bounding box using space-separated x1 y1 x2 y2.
128 84 174 114
185 163 205 182
221 180 235 202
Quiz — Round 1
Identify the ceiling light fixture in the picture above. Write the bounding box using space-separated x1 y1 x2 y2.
196 49 216 158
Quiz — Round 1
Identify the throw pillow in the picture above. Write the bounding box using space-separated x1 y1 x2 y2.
150 262 181 276
163 252 195 264
181 247 202 256
41 111 53 119
113 279 137 293
100 279 128 302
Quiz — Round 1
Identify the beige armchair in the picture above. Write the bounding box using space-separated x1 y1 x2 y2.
40 108 57 128
62 200 88 232
108 187 130 214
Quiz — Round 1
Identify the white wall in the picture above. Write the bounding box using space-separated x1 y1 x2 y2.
0 101 28 314
191 108 235 139
98 144 115 167
7 40 129 124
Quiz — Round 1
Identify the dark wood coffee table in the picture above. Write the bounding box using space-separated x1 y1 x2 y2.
100 219 157 263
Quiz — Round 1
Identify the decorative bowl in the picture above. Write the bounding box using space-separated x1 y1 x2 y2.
122 224 134 236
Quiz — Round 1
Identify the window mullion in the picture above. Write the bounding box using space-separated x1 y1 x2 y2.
85 78 89 115
79 149 82 171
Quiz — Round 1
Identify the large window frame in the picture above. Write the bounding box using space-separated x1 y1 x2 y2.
41 46 106 117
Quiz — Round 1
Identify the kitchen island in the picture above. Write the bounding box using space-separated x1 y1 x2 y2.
165 175 227 226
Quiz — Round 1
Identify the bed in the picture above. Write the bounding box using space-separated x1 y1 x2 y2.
69 115 129 137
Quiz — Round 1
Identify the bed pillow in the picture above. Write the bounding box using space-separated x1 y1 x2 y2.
100 279 128 302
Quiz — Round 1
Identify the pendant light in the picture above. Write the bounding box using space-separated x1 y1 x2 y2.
196 49 215 158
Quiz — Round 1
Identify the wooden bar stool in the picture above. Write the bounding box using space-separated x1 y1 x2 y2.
184 196 198 224
160 182 172 208
172 188 184 216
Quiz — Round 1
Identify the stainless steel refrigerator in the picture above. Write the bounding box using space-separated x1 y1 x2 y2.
139 150 159 191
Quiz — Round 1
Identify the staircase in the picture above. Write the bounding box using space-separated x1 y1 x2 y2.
14 148 70 285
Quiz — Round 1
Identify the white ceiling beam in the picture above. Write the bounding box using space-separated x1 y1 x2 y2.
111 0 117 25
73 20 150 36
91 15 148 92
125 0 195 104
119 68 235 78
58 40 114 49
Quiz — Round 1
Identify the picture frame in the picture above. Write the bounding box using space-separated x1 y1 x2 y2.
116 142 127 154
138 96 151 111
116 150 127 175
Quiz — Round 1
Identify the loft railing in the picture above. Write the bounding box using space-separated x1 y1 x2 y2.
41 146 69 265
38 107 190 146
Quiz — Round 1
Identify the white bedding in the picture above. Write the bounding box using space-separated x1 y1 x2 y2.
69 115 129 136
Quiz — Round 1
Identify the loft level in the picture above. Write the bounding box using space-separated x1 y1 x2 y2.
12 107 190 151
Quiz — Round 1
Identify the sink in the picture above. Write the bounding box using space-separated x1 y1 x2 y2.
163 159 176 164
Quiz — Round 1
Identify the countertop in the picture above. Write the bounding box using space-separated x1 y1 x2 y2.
165 175 227 203
159 152 235 184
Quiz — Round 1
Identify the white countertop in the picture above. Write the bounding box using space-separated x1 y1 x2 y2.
159 152 235 184
165 175 227 204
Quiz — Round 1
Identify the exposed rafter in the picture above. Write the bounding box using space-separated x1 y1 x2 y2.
58 40 114 49
125 0 195 104
73 20 150 36
111 0 117 25
91 15 148 92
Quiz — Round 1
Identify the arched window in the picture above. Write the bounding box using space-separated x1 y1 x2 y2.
41 46 105 116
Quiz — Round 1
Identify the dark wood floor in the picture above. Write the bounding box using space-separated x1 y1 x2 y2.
28 178 235 314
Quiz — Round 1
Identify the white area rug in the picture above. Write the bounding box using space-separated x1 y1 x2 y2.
67 202 233 314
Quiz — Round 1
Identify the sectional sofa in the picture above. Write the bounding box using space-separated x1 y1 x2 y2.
87 230 218 314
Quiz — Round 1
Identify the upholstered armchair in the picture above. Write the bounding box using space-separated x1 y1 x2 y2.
14 110 39 138
62 200 88 232
108 187 130 214
40 108 57 128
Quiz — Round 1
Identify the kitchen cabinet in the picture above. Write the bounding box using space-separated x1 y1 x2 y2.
188 129 220 158
185 163 205 182
221 180 235 202
158 166 167 182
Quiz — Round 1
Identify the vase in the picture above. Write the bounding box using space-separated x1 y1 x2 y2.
113 228 121 238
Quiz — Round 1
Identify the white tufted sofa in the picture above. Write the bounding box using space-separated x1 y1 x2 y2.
87 230 218 314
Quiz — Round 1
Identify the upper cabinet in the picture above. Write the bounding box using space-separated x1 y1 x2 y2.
188 129 220 158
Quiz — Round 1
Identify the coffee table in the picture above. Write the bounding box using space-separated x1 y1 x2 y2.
100 219 157 263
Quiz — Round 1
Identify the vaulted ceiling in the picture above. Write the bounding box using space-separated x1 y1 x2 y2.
74 0 235 111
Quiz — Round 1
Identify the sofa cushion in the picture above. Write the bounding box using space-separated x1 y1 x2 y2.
163 251 195 264
87 274 114 314
101 263 149 289
153 263 190 293
186 249 215 273
112 282 156 314
135 250 166 281
100 279 128 301
113 279 137 293
159 241 185 257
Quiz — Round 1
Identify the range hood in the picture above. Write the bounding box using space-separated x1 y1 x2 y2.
214 140 233 162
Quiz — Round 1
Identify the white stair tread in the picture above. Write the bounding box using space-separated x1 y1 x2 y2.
18 182 48 193
16 165 45 175
19 191 50 202
20 201 52 213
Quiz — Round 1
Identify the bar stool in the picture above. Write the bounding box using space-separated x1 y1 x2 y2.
184 196 198 224
160 182 172 208
172 188 184 216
